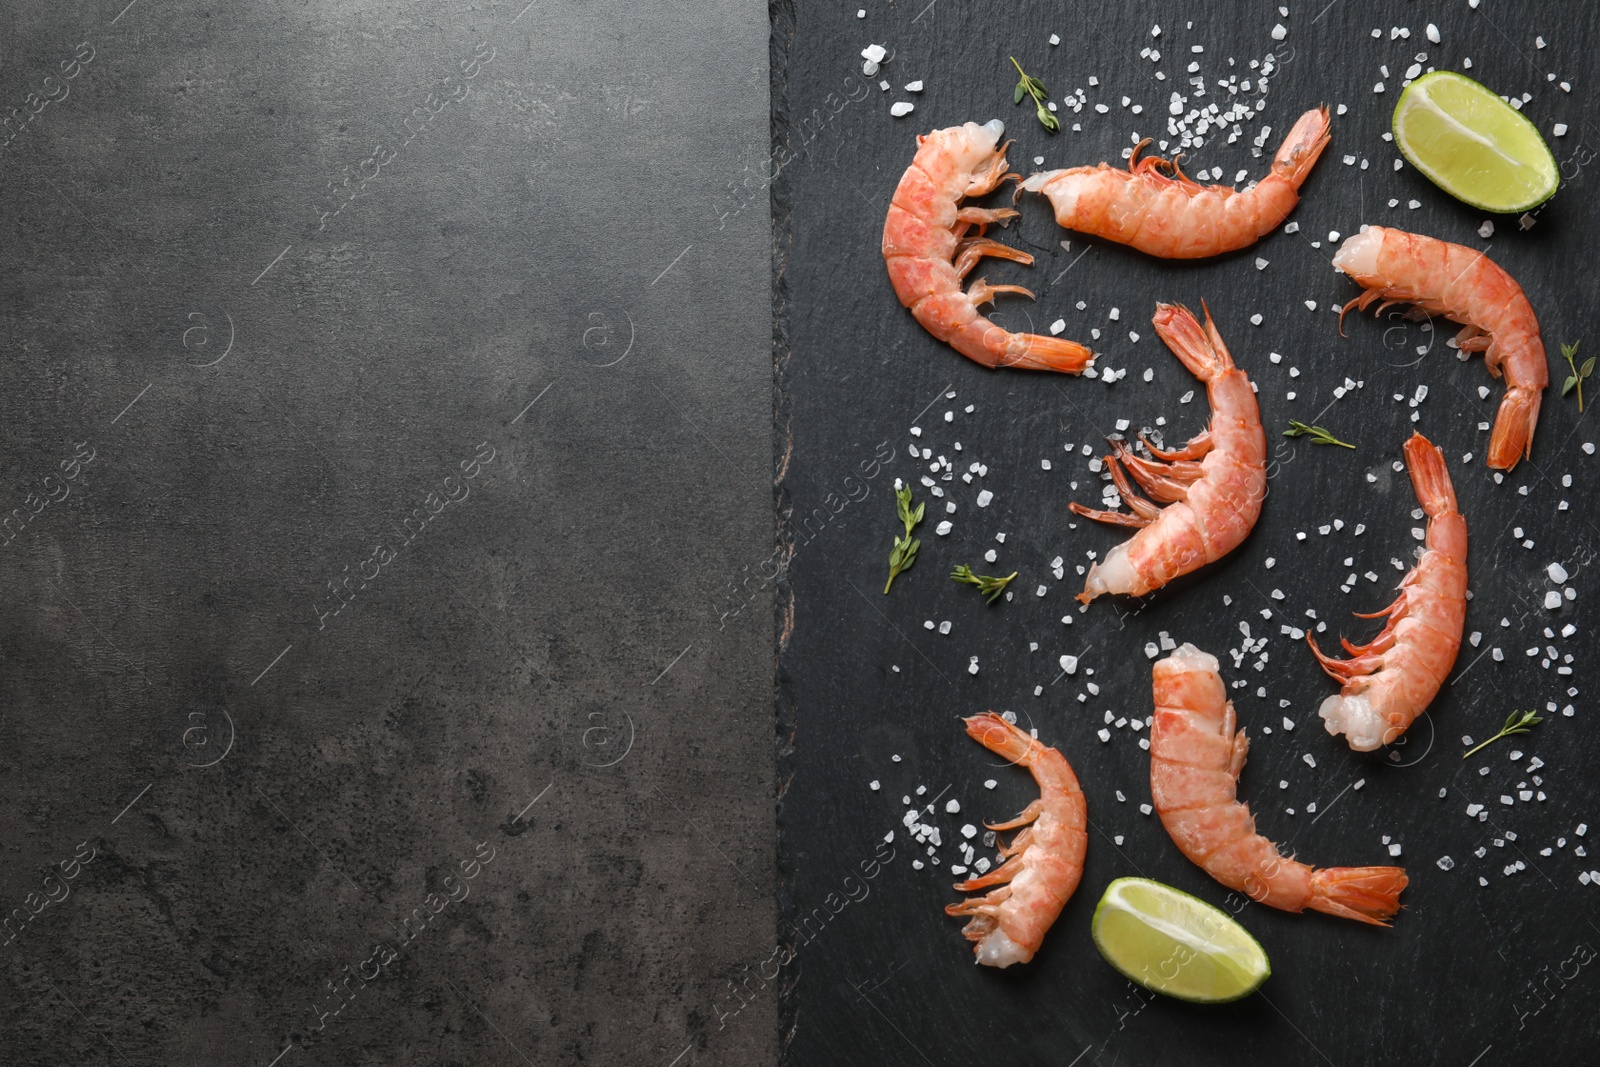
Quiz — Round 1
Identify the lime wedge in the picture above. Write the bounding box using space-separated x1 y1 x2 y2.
1091 877 1270 1003
1392 71 1559 213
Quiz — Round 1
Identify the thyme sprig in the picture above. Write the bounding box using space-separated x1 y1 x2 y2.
1283 420 1355 449
884 482 925 594
1010 57 1060 133
950 565 1018 605
1560 342 1593 412
1462 709 1543 760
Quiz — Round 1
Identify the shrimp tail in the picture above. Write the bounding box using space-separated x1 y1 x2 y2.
1151 302 1235 381
1486 384 1542 471
1011 336 1097 373
962 712 1034 764
1271 105 1333 187
948 327 1095 373
1402 431 1458 514
1307 866 1409 926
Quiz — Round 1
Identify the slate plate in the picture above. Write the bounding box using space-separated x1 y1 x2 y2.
775 2 1600 1063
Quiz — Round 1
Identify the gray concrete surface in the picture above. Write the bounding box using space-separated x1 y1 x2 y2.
0 2 775 1064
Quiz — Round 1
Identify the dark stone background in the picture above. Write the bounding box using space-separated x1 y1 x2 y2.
777 1 1600 1065
1 2 773 1065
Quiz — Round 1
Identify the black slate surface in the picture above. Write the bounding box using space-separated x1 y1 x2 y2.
776 2 1600 1064
1 2 774 1064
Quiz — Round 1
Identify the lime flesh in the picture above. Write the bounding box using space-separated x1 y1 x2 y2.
1091 877 1270 1003
1393 71 1559 213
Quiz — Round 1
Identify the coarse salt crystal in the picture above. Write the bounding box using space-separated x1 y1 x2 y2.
890 101 915 118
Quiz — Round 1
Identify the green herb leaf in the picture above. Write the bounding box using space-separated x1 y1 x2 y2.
950 564 1018 605
1009 57 1058 134
1282 420 1355 449
1462 709 1544 759
1562 342 1589 412
885 484 926 593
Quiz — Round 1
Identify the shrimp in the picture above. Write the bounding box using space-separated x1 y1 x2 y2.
1308 432 1467 751
945 713 1087 967
1151 644 1409 925
883 120 1094 374
1019 107 1331 258
1333 226 1548 470
1071 303 1266 603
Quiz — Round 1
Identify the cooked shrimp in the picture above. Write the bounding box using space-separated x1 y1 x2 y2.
1308 432 1467 751
946 713 1087 967
1020 107 1331 258
1071 303 1266 603
1151 644 1409 925
1333 226 1548 470
883 120 1094 373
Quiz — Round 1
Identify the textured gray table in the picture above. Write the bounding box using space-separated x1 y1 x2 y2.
1 2 774 1064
